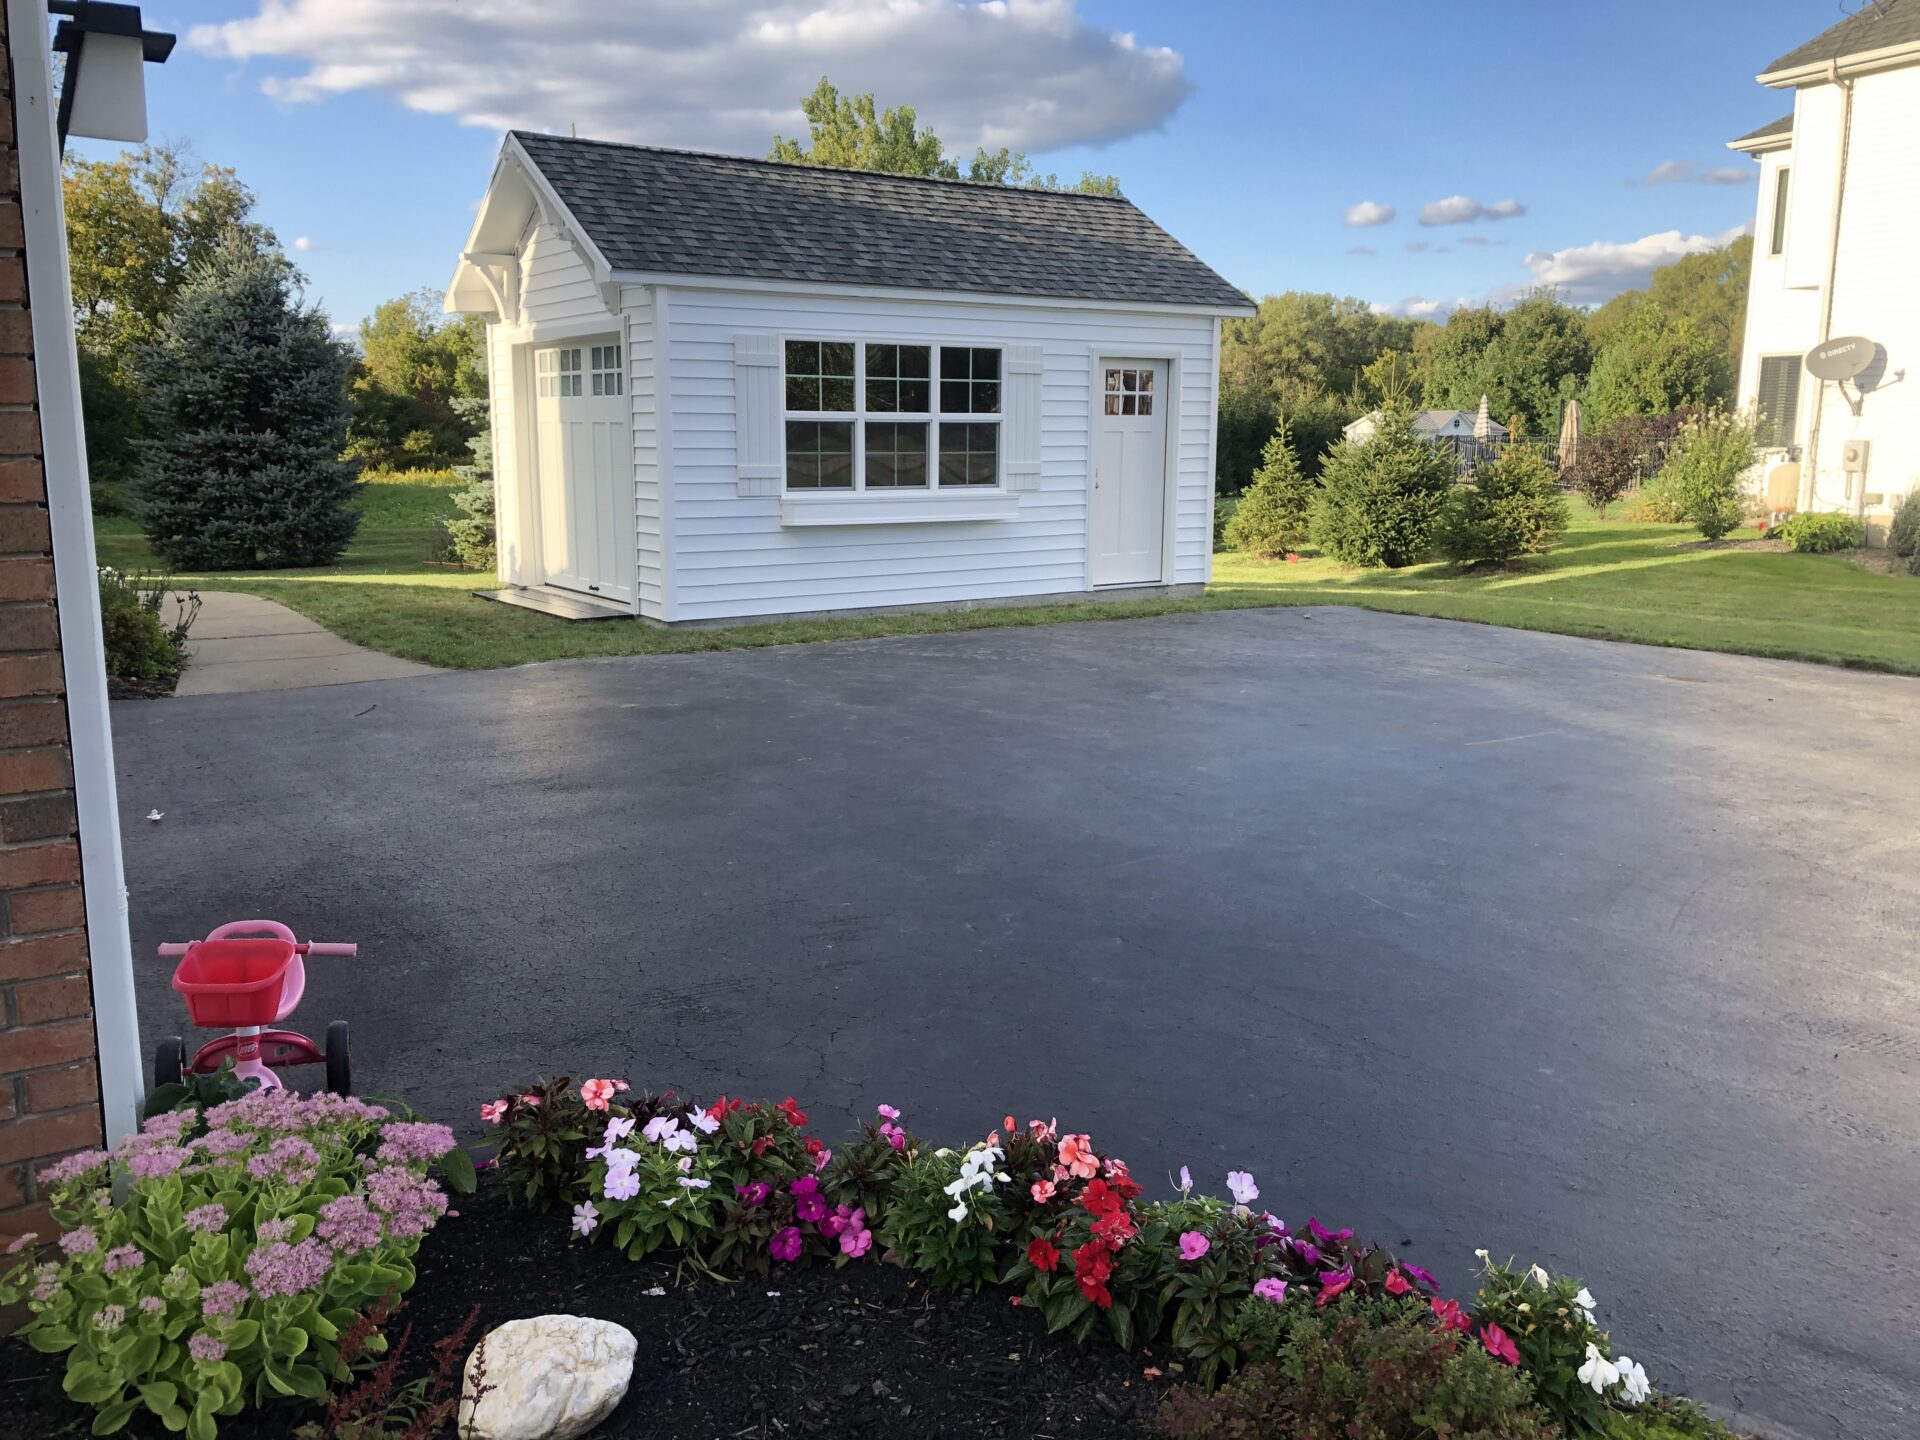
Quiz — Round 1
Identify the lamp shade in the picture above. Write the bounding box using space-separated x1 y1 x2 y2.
65 31 150 144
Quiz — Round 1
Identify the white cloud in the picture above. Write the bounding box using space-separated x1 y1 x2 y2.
1521 225 1750 304
1404 239 1431 253
1635 160 1756 187
1345 200 1395 227
1372 296 1467 320
187 0 1191 156
1420 195 1527 226
1347 244 1378 256
292 235 314 252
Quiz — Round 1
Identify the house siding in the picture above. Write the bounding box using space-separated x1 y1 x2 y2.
1737 66 1920 523
621 287 663 617
657 286 1217 623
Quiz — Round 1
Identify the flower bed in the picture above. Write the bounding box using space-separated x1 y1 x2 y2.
5 1077 1753 1439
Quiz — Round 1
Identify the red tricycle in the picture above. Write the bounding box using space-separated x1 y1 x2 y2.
154 920 355 1095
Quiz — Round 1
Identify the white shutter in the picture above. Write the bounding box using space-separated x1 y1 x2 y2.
1003 345 1043 492
733 334 783 497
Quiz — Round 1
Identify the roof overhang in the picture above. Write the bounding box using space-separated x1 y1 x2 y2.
1727 131 1793 156
604 268 1256 319
1759 39 1920 87
445 134 616 319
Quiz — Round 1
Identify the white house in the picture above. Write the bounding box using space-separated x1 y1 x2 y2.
1342 409 1508 447
1729 0 1920 538
445 135 1251 624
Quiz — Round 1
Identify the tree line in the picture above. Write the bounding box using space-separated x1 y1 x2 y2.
1217 239 1751 492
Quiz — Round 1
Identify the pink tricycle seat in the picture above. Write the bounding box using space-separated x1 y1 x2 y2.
171 939 305 1028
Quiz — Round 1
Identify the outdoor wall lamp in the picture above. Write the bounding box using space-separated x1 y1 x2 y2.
49 0 175 153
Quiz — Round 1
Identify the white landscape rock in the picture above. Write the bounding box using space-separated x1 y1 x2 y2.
458 1314 637 1440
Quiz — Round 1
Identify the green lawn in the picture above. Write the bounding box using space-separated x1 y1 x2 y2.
93 495 1920 674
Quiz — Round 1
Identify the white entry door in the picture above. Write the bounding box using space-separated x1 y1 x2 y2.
533 340 632 605
1090 360 1168 586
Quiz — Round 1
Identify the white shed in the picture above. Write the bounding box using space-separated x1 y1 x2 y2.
445 134 1252 624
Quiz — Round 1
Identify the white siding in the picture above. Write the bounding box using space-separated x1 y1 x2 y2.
657 286 1218 623
623 289 664 617
516 220 607 326
485 322 523 583
1738 67 1920 521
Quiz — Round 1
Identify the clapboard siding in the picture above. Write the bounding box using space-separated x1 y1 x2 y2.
517 221 607 324
657 286 1217 622
485 323 520 582
621 289 664 617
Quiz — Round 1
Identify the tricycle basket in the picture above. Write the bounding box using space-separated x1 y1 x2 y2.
170 938 300 1027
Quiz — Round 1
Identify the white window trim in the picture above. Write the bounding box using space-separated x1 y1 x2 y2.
780 337 1006 496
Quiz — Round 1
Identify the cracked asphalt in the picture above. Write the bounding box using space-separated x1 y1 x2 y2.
111 607 1920 1440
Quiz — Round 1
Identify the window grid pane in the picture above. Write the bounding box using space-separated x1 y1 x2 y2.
864 421 930 488
785 420 854 489
938 422 998 487
939 346 1001 414
784 339 856 412
1103 364 1154 417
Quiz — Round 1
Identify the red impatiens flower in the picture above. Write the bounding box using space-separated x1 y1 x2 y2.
1430 1297 1472 1332
1316 1269 1353 1306
708 1096 740 1122
1073 1241 1115 1308
1481 1322 1520 1366
1027 1237 1061 1273
776 1097 808 1128
1081 1179 1123 1217
1384 1268 1413 1297
804 1136 825 1158
1107 1172 1142 1202
750 1135 775 1157
1091 1208 1137 1247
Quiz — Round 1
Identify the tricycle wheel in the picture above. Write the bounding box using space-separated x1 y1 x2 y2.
325 1020 350 1096
153 1036 184 1090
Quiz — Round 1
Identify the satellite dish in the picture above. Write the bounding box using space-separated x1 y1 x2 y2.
1805 336 1875 383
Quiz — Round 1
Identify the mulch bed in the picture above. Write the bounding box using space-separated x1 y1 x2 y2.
4 1178 1160 1439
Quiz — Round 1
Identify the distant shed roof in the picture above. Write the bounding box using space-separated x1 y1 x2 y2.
1729 113 1795 150
509 132 1252 313
1762 0 1920 77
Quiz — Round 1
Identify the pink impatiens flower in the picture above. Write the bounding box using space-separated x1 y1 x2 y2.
790 1175 827 1223
1226 1171 1259 1205
480 1101 508 1125
1178 1232 1210 1261
770 1226 803 1263
572 1202 599 1236
876 1104 900 1120
580 1079 616 1112
1384 1269 1413 1296
841 1226 872 1259
1253 1277 1288 1303
1058 1134 1098 1178
1482 1322 1520 1366
1030 1180 1057 1204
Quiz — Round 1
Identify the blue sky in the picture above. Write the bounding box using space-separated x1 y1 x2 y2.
85 1 1837 333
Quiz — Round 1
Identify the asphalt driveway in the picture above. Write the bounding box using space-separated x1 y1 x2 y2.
110 608 1920 1440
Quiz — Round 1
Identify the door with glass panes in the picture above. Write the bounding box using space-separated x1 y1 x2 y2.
532 341 632 604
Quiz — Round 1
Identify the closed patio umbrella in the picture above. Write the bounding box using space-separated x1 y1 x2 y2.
1474 394 1492 444
1558 398 1582 470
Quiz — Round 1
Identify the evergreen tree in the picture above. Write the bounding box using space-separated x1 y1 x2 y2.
1225 420 1314 557
442 395 497 570
134 233 359 568
1436 447 1569 566
1308 412 1456 568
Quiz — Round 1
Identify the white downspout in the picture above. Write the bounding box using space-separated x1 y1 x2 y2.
8 0 143 1144
1801 62 1855 514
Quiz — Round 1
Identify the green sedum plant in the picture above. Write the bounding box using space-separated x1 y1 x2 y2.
1309 411 1457 567
0 1090 459 1438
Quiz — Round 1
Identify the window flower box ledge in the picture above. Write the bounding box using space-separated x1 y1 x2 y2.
778 492 1021 527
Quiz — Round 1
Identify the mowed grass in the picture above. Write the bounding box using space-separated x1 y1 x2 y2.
92 495 1920 675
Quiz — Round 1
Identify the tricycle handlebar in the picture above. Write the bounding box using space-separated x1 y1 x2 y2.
157 940 357 958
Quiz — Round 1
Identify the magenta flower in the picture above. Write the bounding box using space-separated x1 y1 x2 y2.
841 1227 873 1259
790 1175 827 1223
770 1226 803 1263
880 1122 905 1150
1293 1239 1321 1266
735 1182 771 1206
1401 1263 1439 1292
1178 1231 1210 1261
1307 1217 1353 1245
876 1104 901 1120
1253 1277 1288 1303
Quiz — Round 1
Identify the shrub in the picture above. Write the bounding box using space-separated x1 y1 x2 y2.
1158 1301 1556 1440
1211 494 1239 552
1225 421 1315 557
1626 482 1684 524
1565 414 1660 517
1775 512 1864 553
1309 411 1456 567
1437 447 1569 566
1653 409 1757 541
441 478 496 571
1603 1395 1747 1440
134 234 361 569
1888 489 1920 559
97 566 200 685
0 1090 460 1439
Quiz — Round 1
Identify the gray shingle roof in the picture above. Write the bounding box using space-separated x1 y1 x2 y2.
510 132 1251 312
1763 0 1920 75
1732 113 1794 146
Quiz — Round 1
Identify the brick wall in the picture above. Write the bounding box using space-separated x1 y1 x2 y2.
0 4 106 1243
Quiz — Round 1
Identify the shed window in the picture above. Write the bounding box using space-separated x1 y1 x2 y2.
1755 355 1801 449
1103 366 1153 416
536 347 582 398
590 343 623 396
782 339 1002 491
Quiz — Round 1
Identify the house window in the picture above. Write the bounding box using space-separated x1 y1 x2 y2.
536 347 582 398
590 343 623 396
1755 355 1801 449
1103 367 1153 416
1769 166 1790 257
782 339 1002 491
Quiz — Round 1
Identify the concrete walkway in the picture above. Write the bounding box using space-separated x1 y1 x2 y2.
174 592 434 695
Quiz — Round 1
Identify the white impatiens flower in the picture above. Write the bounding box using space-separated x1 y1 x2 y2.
1528 1263 1552 1289
1577 1344 1620 1395
943 1143 1003 1222
1615 1356 1650 1406
1474 1248 1491 1263
688 1107 720 1135
1573 1286 1597 1319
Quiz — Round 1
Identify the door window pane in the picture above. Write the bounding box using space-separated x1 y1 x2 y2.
786 421 854 489
865 344 931 414
784 339 856 412
939 347 1001 414
590 343 623 396
864 421 929 488
938 422 999 487
1102 364 1153 417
